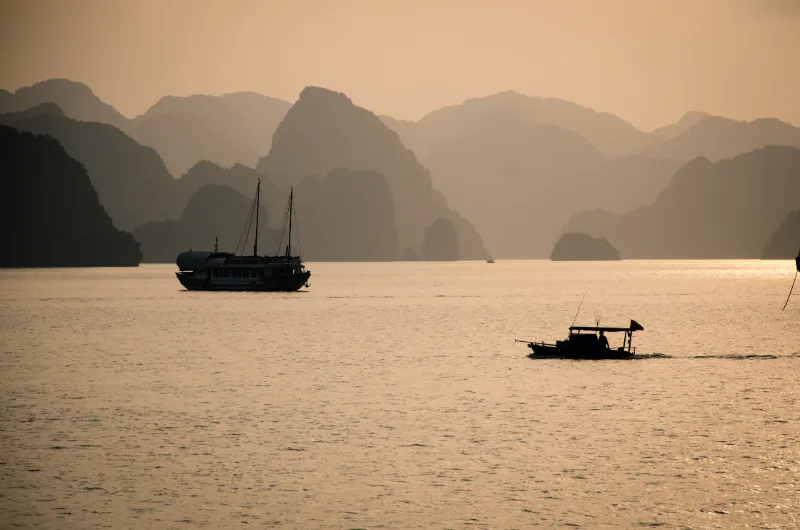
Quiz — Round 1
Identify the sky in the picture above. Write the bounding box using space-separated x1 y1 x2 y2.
1 0 799 130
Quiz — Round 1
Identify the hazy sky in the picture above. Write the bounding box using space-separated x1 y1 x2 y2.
1 0 798 130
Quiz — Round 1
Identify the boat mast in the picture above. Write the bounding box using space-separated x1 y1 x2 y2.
253 179 260 257
286 187 293 257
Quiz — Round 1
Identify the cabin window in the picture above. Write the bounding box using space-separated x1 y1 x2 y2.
251 269 258 278
213 268 218 278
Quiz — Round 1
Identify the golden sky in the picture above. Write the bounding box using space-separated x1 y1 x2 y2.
1 0 798 129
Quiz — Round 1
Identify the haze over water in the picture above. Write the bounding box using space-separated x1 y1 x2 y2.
1 260 799 528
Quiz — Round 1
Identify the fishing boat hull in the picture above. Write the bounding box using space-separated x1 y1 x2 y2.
176 271 310 292
527 342 634 360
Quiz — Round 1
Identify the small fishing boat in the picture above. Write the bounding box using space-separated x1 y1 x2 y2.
519 320 644 359
175 181 310 292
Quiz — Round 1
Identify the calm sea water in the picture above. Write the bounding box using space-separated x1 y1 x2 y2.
1 260 799 529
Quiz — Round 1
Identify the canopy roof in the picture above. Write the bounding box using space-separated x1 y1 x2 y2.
570 320 644 333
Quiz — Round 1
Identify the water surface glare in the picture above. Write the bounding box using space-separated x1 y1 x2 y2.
1 260 799 528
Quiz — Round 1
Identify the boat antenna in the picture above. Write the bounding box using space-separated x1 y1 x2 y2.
253 179 261 257
214 236 218 253
571 290 587 327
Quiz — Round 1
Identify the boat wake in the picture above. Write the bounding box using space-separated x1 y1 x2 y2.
526 352 799 361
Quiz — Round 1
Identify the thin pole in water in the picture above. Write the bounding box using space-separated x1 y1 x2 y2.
783 271 798 311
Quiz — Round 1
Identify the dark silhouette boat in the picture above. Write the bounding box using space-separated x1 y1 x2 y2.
521 320 644 359
175 182 310 292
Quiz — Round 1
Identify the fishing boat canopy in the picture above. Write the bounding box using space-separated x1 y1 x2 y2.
569 320 644 333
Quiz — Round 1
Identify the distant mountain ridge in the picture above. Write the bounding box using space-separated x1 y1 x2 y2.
130 92 291 176
563 146 800 258
0 79 129 130
383 91 656 162
644 116 800 161
5 78 798 264
651 111 712 138
1 79 292 178
424 111 681 257
0 105 178 231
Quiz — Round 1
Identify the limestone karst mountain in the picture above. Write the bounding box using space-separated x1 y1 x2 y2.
762 210 800 259
651 111 712 139
135 168 400 262
422 218 459 261
130 92 291 176
133 184 275 263
551 232 621 261
293 169 400 261
0 80 293 179
257 86 491 260
0 106 178 231
424 111 681 257
644 116 800 162
175 161 267 216
0 125 141 266
0 79 129 130
382 91 655 161
563 146 800 258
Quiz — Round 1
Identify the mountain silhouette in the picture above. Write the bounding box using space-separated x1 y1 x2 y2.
652 111 712 138
257 86 490 260
563 146 800 258
1 126 141 266
175 161 265 216
136 167 399 262
134 184 276 263
422 218 459 261
0 79 129 130
294 169 399 261
644 116 800 161
0 107 177 231
384 91 654 161
762 210 800 259
551 233 621 261
424 111 680 257
131 92 291 176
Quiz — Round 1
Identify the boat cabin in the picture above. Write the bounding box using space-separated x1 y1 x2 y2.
565 320 645 354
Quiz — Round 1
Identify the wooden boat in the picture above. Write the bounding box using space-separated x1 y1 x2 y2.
520 320 644 359
175 182 310 292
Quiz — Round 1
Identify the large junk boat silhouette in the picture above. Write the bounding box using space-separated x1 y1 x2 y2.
175 181 310 292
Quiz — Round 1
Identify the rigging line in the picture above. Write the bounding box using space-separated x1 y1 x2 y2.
783 271 798 311
571 290 587 328
235 193 258 255
235 195 253 254
235 201 252 255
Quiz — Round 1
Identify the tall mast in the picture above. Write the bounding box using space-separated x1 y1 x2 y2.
253 179 260 257
286 187 293 257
